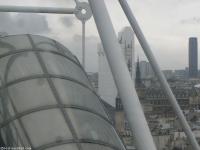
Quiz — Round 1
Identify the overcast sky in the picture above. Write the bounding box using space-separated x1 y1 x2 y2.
0 0 200 72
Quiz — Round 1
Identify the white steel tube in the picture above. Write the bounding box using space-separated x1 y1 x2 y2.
88 0 157 150
82 21 86 69
118 0 200 150
0 5 75 14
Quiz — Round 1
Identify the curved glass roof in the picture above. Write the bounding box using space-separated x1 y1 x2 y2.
0 35 126 150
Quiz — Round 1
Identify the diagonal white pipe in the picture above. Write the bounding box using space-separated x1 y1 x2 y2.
88 0 157 150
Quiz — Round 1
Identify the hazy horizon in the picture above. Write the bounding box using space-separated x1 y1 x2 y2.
0 0 200 72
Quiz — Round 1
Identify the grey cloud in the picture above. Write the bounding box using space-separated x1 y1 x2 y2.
73 34 99 42
73 34 82 42
70 34 100 72
60 16 75 28
180 17 200 24
0 13 50 35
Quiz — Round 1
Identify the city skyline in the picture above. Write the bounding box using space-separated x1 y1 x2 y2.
0 0 200 72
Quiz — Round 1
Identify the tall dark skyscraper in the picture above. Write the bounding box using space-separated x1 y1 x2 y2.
189 37 198 78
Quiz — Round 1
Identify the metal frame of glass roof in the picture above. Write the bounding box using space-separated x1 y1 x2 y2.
0 34 126 150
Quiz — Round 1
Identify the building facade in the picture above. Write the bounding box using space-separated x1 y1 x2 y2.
189 37 198 78
139 61 154 79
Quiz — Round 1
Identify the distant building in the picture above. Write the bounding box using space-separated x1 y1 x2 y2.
98 27 135 106
139 61 154 79
115 96 135 150
163 70 174 79
174 69 188 79
118 27 135 78
142 87 196 115
189 37 198 78
135 58 142 88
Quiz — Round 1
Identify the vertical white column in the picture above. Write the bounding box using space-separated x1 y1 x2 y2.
88 0 157 150
118 0 200 150
82 21 86 69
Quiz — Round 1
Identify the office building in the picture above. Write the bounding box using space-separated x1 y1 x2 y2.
189 37 198 78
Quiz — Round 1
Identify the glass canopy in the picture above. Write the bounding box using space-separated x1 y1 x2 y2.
0 35 126 150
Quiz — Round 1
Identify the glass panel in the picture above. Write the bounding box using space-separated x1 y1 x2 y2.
7 99 15 118
41 53 91 87
9 122 20 146
53 79 107 117
0 96 7 122
12 120 30 146
67 109 125 149
55 42 78 63
8 78 57 113
0 96 15 119
0 52 43 82
21 109 73 147
81 144 114 150
0 35 32 55
1 120 30 146
47 144 78 150
0 104 4 123
30 35 80 63
0 129 7 145
30 35 59 52
1 127 8 145
0 57 10 80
